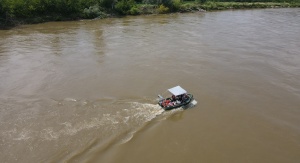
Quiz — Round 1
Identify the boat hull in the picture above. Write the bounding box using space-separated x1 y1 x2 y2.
158 94 193 110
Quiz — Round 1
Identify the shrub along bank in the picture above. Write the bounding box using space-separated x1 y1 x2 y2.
0 0 299 28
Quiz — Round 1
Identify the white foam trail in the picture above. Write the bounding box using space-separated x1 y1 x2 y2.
63 98 77 102
116 102 187 144
8 101 168 142
130 102 164 122
13 129 31 141
40 128 59 140
112 102 164 144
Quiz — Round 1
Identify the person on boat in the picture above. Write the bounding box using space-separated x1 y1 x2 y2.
171 95 176 102
162 99 171 107
182 94 188 102
177 95 183 101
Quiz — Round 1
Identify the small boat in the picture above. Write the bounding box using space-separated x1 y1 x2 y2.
158 86 195 110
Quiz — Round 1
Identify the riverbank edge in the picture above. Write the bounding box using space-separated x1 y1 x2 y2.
1 2 299 29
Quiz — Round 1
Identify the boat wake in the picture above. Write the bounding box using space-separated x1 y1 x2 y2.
0 97 188 162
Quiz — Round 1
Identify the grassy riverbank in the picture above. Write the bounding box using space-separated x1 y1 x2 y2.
1 0 299 29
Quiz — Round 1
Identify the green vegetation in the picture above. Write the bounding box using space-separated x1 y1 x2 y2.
1 0 299 28
115 0 137 15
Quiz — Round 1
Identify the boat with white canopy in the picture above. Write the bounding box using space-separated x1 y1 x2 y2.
158 86 195 110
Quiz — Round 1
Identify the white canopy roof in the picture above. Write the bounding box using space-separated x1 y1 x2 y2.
168 86 187 96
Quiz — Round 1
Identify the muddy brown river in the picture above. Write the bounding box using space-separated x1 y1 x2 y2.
0 8 300 163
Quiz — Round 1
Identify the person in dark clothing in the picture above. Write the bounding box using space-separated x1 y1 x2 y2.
182 94 188 102
178 95 183 101
171 95 176 102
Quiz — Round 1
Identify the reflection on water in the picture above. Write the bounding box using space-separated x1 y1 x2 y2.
0 8 300 163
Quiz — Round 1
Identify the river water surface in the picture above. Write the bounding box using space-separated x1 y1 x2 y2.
0 8 300 163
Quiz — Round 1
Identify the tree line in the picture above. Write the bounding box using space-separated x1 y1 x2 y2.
0 0 299 27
